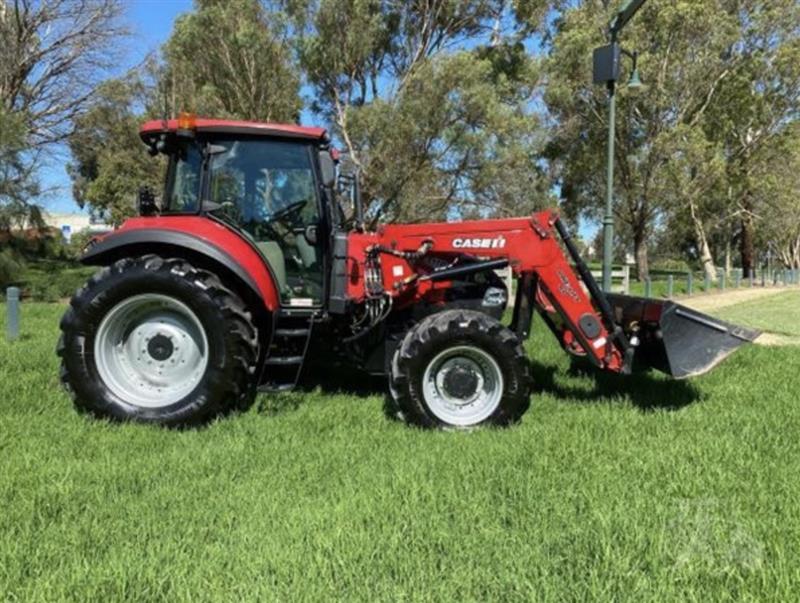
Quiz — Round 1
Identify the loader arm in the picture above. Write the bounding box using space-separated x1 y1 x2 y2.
356 210 630 373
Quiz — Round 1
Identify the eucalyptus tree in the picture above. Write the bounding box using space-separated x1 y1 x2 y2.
289 0 551 224
69 0 304 222
67 74 164 225
162 0 302 122
703 0 800 276
537 0 772 279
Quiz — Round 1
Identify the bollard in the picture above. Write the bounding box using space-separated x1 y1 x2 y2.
720 272 726 291
644 277 652 298
749 272 754 288
6 287 20 341
687 271 693 296
667 274 674 299
704 273 711 292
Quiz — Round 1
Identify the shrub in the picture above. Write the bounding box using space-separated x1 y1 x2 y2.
0 248 25 288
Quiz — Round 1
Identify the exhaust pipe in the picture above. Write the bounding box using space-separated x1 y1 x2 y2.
606 294 761 379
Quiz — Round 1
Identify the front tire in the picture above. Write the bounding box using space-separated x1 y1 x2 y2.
58 255 259 427
390 310 531 429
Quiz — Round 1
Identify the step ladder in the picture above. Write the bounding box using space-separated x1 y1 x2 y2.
257 309 317 393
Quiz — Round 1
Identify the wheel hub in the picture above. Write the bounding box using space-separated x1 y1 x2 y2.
441 364 480 400
147 333 174 361
93 294 209 409
422 345 504 426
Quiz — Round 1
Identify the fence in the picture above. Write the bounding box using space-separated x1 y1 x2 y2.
496 264 799 309
590 266 631 294
633 267 800 300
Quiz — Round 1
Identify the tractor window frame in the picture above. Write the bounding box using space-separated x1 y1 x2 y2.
161 140 204 215
198 137 328 231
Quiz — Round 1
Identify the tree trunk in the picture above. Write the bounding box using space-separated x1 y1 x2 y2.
633 229 649 281
740 213 755 278
689 198 717 281
784 235 800 270
724 239 732 276
795 236 800 270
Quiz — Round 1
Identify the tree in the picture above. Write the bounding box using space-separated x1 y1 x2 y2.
70 0 304 220
67 74 163 225
751 125 800 271
704 0 800 277
539 0 768 280
291 0 551 223
0 108 39 235
162 0 301 122
1 0 126 228
0 0 126 148
537 0 800 280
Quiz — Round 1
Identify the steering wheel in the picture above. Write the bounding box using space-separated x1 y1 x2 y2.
269 199 306 226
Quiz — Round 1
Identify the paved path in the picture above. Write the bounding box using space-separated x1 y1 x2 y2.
682 287 799 346
680 287 790 313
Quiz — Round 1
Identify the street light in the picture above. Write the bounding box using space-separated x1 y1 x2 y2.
593 0 648 292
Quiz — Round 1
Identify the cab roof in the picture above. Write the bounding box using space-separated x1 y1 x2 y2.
139 118 328 142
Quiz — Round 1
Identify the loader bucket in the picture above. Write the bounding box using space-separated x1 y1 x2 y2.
605 294 761 379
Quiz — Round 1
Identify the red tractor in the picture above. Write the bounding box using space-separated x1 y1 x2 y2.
58 115 758 428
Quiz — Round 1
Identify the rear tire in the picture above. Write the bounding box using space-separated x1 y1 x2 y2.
390 310 531 429
58 255 259 427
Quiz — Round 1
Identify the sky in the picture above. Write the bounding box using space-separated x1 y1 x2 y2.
42 0 194 214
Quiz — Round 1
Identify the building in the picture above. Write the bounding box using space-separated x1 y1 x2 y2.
42 212 111 243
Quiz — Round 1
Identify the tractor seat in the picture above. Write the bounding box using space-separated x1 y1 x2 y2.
255 241 288 296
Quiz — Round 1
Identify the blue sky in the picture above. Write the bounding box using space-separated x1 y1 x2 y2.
43 0 194 214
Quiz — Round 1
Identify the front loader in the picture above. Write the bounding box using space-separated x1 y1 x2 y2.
57 116 759 428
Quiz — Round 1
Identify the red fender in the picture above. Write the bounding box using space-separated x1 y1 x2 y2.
82 216 280 312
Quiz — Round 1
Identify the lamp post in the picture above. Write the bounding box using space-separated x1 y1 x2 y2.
593 0 647 291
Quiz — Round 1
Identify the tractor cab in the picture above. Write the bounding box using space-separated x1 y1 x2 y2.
140 115 342 308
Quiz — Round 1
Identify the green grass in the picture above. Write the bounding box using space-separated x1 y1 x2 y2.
714 290 800 337
2 259 95 302
2 303 800 601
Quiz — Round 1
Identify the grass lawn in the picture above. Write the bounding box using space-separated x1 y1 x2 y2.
1 301 799 601
712 290 800 337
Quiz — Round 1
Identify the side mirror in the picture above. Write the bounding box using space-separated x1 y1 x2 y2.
318 150 336 188
137 186 158 216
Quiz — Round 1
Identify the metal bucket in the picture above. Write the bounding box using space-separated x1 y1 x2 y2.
606 294 761 379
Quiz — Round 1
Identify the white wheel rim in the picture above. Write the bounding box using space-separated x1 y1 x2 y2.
422 345 504 426
93 293 209 408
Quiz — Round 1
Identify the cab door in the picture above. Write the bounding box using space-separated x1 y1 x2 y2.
206 138 324 307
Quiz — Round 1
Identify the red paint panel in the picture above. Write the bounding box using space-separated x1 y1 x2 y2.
140 118 327 141
113 216 280 311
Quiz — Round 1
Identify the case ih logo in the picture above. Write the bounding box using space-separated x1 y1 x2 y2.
557 270 581 302
452 235 506 250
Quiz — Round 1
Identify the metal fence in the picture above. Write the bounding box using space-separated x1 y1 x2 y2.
497 265 799 308
633 267 800 299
